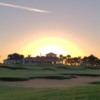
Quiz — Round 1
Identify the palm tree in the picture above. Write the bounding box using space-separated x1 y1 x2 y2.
59 54 64 64
59 54 63 59
66 55 71 59
66 55 71 65
72 57 81 66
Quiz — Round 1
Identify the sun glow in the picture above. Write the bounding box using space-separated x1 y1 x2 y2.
40 45 66 56
21 37 84 57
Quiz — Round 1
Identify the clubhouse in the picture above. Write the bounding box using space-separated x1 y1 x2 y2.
4 53 61 64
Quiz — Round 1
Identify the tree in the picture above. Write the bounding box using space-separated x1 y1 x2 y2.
66 55 71 59
8 53 24 60
66 55 71 65
95 59 100 66
72 57 79 66
27 55 31 58
59 54 64 64
87 55 98 66
82 56 88 62
59 54 63 59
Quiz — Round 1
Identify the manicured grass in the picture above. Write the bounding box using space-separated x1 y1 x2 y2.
0 64 100 81
0 85 100 100
0 65 76 81
0 64 100 100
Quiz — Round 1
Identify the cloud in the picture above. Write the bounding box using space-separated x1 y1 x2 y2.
0 2 49 13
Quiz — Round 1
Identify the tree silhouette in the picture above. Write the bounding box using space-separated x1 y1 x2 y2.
59 54 63 59
82 56 88 62
8 53 24 60
72 57 81 66
66 55 71 65
87 54 98 66
59 54 64 64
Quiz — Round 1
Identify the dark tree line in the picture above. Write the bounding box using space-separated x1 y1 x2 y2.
59 54 100 67
82 55 100 67
8 53 24 60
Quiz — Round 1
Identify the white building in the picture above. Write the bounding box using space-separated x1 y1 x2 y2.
4 53 61 65
4 59 22 64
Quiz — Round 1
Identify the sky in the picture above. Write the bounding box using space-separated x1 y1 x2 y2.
0 0 100 62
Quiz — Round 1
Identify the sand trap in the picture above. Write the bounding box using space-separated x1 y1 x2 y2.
0 76 100 88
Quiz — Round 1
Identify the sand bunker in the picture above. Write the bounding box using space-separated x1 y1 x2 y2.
0 76 100 88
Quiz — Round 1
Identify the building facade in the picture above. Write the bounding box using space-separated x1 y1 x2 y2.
4 53 61 65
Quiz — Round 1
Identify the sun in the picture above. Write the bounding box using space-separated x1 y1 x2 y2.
20 37 84 57
40 45 66 56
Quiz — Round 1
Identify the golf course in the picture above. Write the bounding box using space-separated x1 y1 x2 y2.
0 64 100 100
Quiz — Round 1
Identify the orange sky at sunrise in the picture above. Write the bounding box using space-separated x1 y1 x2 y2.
0 0 100 62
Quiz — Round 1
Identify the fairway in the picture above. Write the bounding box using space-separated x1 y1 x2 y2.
0 64 100 100
0 64 100 88
0 85 100 100
0 64 100 80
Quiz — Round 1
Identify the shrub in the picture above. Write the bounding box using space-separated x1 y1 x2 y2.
0 77 29 81
89 81 100 84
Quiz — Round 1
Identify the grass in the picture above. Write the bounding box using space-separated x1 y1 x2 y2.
0 65 76 81
0 64 100 81
0 64 100 99
0 85 100 100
